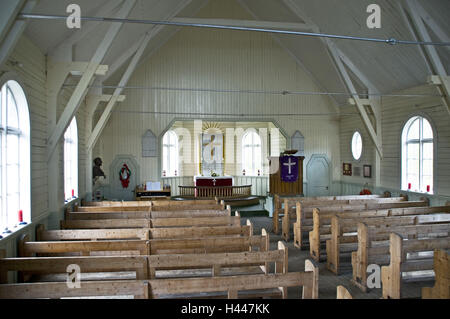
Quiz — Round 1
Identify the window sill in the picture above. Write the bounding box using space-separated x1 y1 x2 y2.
64 197 79 206
0 222 31 242
402 189 434 196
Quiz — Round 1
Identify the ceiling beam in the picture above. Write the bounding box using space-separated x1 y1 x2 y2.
396 1 433 74
283 0 383 159
0 0 38 69
87 29 156 151
47 0 137 161
0 0 26 44
404 0 446 76
50 0 124 59
404 0 449 116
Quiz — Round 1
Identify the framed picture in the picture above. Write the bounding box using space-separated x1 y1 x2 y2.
343 163 352 176
363 165 372 178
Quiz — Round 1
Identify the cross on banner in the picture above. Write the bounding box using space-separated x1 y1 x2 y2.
283 158 295 174
280 156 299 182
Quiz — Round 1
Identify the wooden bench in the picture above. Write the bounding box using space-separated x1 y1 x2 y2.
60 214 241 230
0 241 285 284
280 196 410 240
351 222 450 292
37 222 253 241
65 208 231 220
272 193 392 234
421 250 450 299
0 261 318 299
290 198 429 248
76 199 224 213
381 234 450 299
19 231 269 257
326 207 450 275
1 240 282 283
309 204 450 264
336 285 353 299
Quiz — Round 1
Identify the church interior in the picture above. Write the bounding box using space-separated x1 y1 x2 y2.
0 0 449 303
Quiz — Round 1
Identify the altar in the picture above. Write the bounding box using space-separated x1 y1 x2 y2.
194 176 233 187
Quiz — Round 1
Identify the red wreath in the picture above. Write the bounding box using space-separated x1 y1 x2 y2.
119 164 131 188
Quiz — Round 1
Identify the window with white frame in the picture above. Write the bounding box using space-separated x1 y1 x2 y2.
351 131 363 161
64 118 78 202
242 130 262 176
162 130 179 177
0 80 31 233
401 116 434 194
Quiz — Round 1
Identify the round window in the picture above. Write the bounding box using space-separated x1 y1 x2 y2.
351 132 362 160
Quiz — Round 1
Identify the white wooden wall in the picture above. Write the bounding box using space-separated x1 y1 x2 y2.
339 84 450 199
0 36 88 252
93 0 341 190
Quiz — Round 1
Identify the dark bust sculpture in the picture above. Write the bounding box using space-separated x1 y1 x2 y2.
93 157 106 184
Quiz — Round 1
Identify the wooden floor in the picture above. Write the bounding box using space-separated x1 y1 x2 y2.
248 217 434 299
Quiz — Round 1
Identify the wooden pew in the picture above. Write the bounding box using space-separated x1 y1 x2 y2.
75 200 224 213
282 196 411 240
0 254 149 283
0 280 150 299
65 208 231 220
83 199 218 207
309 204 450 264
421 250 450 299
290 198 429 248
336 285 353 299
0 240 283 284
272 193 392 234
326 208 450 275
60 214 241 230
381 234 450 299
19 232 269 257
351 222 450 292
37 222 253 241
0 241 286 285
0 260 318 299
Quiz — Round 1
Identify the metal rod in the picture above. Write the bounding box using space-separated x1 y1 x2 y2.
105 110 359 117
17 13 450 47
63 84 442 98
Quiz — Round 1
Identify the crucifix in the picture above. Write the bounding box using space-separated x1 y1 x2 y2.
283 157 296 174
212 178 217 186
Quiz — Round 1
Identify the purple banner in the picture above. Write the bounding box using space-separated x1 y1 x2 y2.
280 156 298 182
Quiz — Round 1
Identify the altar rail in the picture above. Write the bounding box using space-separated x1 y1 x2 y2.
162 176 269 197
179 185 252 199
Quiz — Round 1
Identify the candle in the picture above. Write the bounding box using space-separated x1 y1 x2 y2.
18 210 23 223
72 189 75 197
427 185 430 192
408 183 411 190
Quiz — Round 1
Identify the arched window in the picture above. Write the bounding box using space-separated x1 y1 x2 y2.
351 131 363 161
242 130 262 176
401 116 434 193
0 80 30 232
162 130 179 176
64 118 78 202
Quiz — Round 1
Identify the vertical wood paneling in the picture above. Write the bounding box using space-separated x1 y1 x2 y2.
95 0 340 187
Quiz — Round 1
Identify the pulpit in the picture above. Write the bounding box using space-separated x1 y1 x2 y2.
269 155 304 196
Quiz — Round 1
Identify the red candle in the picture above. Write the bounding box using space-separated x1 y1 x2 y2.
18 210 23 223
72 189 75 197
408 183 411 190
427 185 430 192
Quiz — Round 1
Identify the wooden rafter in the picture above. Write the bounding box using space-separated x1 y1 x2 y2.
46 0 137 162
